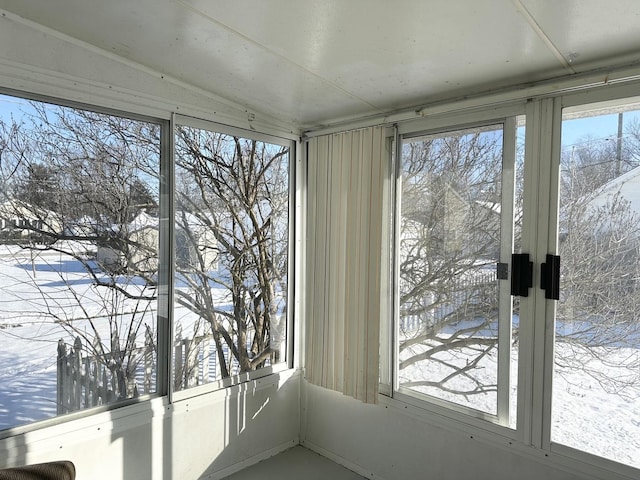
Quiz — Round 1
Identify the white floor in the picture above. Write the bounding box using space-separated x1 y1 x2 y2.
222 446 367 480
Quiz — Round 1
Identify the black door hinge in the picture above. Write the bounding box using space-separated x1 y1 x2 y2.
511 253 533 297
540 254 561 300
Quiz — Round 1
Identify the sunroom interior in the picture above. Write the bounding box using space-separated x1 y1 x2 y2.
0 1 639 479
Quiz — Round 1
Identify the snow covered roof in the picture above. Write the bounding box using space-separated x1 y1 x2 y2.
589 166 640 212
0 199 54 220
129 210 159 232
0 198 62 233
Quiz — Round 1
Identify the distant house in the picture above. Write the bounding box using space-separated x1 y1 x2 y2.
0 199 62 241
588 165 640 213
96 210 218 275
561 165 640 242
174 211 219 272
96 211 155 274
63 215 103 238
402 182 501 260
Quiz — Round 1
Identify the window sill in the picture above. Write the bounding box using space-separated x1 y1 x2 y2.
170 366 301 407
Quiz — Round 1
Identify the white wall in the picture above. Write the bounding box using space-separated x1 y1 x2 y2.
177 372 301 480
0 371 301 480
301 382 597 480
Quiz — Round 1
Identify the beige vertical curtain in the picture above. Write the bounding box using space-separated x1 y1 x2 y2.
305 126 386 404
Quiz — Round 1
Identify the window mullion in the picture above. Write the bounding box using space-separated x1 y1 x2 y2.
496 116 516 426
517 97 561 449
385 126 402 397
539 98 562 452
159 113 176 402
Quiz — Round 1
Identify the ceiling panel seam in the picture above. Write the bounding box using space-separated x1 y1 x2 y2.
511 0 576 75
176 0 386 114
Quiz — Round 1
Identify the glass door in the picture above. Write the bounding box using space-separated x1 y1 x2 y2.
551 99 640 468
396 119 523 425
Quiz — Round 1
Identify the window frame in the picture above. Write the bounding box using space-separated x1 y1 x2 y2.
386 105 525 435
0 89 298 437
383 87 640 479
0 88 168 437
542 87 640 478
169 114 297 403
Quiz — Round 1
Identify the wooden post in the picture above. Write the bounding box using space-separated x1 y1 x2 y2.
144 328 153 394
102 367 109 405
174 340 184 390
201 335 210 384
56 339 67 414
127 340 137 398
83 356 91 409
63 354 72 413
111 367 120 401
72 337 82 411
185 337 198 388
90 359 98 407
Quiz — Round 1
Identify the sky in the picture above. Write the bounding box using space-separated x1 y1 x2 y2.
561 111 640 151
0 93 30 122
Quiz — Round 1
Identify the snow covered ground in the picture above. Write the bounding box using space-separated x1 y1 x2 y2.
398 317 640 470
0 245 638 471
0 244 158 428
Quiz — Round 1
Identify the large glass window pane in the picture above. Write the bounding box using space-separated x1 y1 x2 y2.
173 125 289 390
398 124 513 416
0 94 161 430
553 100 640 468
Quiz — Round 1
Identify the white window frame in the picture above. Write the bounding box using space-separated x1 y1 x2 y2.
386 104 525 433
0 88 168 436
384 86 640 480
0 88 299 436
169 114 297 403
541 85 640 479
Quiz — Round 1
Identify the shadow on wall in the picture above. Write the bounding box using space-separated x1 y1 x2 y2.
0 399 162 479
0 433 28 476
175 370 301 480
111 399 168 480
0 370 300 480
69 400 160 479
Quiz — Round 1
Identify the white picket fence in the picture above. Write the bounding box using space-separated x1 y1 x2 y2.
400 269 496 334
56 334 154 414
56 319 283 413
57 332 220 413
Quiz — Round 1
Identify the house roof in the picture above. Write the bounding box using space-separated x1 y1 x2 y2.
0 199 56 221
129 211 159 233
589 166 640 213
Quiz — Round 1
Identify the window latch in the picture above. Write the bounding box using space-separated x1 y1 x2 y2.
511 253 532 297
540 253 561 300
496 262 509 280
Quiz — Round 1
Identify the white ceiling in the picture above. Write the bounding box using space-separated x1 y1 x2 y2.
1 0 639 130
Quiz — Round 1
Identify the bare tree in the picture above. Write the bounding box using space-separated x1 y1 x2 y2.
0 99 289 404
558 136 640 399
399 122 640 404
174 127 289 385
0 101 161 406
398 128 504 400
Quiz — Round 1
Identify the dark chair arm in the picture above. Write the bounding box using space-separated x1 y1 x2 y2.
0 461 75 480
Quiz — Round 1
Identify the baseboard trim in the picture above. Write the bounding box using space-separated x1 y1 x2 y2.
301 440 387 480
200 438 299 479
